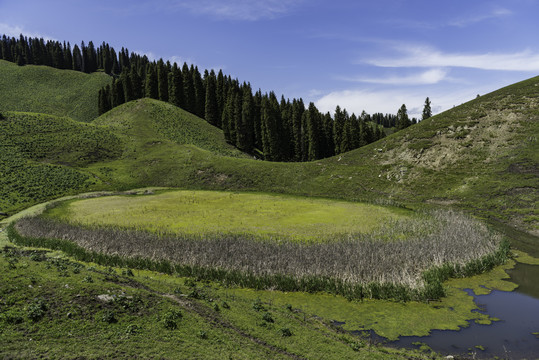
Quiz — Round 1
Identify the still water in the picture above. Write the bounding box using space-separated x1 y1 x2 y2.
392 262 539 359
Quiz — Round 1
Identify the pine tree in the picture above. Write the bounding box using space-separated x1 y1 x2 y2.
130 66 143 99
170 63 184 108
204 70 219 126
145 64 159 99
182 63 195 113
396 104 411 130
422 97 432 121
193 66 205 117
333 106 345 154
239 83 254 152
157 59 169 102
305 102 321 161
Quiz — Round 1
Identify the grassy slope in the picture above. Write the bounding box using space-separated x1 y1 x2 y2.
0 60 111 122
0 111 123 215
93 98 249 158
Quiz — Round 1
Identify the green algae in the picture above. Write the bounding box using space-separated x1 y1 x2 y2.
226 261 519 341
512 250 539 265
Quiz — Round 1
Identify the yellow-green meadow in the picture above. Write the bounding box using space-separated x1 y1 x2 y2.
48 190 410 241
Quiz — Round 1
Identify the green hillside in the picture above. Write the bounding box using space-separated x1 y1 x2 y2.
93 98 249 158
0 111 122 215
0 60 111 122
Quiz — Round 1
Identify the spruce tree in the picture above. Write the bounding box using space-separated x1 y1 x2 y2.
157 59 169 102
182 63 195 113
305 103 321 161
145 64 159 99
396 104 411 130
239 83 255 152
204 70 219 126
422 97 432 121
333 106 345 154
193 66 205 117
170 63 184 108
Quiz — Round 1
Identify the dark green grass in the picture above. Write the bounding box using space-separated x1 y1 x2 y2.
0 111 123 216
0 60 111 122
0 243 438 359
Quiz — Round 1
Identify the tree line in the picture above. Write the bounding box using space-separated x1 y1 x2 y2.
0 34 432 162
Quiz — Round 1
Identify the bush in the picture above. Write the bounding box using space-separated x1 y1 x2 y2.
27 299 47 322
262 312 274 323
279 327 292 337
102 310 117 324
2 310 24 324
252 298 264 312
162 309 182 330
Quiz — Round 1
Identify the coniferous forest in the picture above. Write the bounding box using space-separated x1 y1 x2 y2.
0 34 425 161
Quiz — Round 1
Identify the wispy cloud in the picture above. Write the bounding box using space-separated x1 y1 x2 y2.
0 23 55 40
364 45 539 72
164 0 304 21
339 68 450 85
449 7 512 28
315 87 481 119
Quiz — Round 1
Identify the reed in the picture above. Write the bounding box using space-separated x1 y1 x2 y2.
9 209 509 301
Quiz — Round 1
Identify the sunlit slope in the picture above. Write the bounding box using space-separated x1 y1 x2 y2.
0 111 122 215
93 98 249 158
0 60 111 122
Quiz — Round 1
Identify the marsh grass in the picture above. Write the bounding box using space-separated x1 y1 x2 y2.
10 210 509 301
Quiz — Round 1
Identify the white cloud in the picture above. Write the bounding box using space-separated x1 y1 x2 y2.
340 68 450 85
449 7 512 27
165 0 304 21
0 23 55 40
365 45 539 72
315 87 482 119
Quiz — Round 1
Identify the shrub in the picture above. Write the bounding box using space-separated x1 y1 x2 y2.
102 310 117 324
198 330 208 339
161 309 182 330
262 312 274 323
27 299 47 322
279 327 292 337
252 298 264 312
125 324 139 335
2 310 24 324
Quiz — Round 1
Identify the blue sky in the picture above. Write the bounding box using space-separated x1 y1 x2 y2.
1 0 538 118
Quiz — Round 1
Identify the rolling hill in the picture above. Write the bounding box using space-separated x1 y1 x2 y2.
0 59 111 122
0 60 537 239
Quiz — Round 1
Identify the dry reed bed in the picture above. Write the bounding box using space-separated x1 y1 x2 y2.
11 210 507 301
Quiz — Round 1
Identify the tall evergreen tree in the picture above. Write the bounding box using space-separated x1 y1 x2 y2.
145 64 159 99
333 106 345 154
169 63 184 108
157 59 169 102
396 104 411 130
238 83 254 152
204 70 219 126
422 97 432 121
305 103 321 161
182 63 195 113
193 66 205 117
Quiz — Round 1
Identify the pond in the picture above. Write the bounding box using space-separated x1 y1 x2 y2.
391 262 539 359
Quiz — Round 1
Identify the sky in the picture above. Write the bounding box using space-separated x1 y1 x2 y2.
1 0 539 118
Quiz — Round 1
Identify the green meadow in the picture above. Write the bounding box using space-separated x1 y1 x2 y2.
48 190 409 241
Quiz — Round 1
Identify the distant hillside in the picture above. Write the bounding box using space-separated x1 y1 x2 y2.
0 111 122 215
0 60 111 122
94 98 249 158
